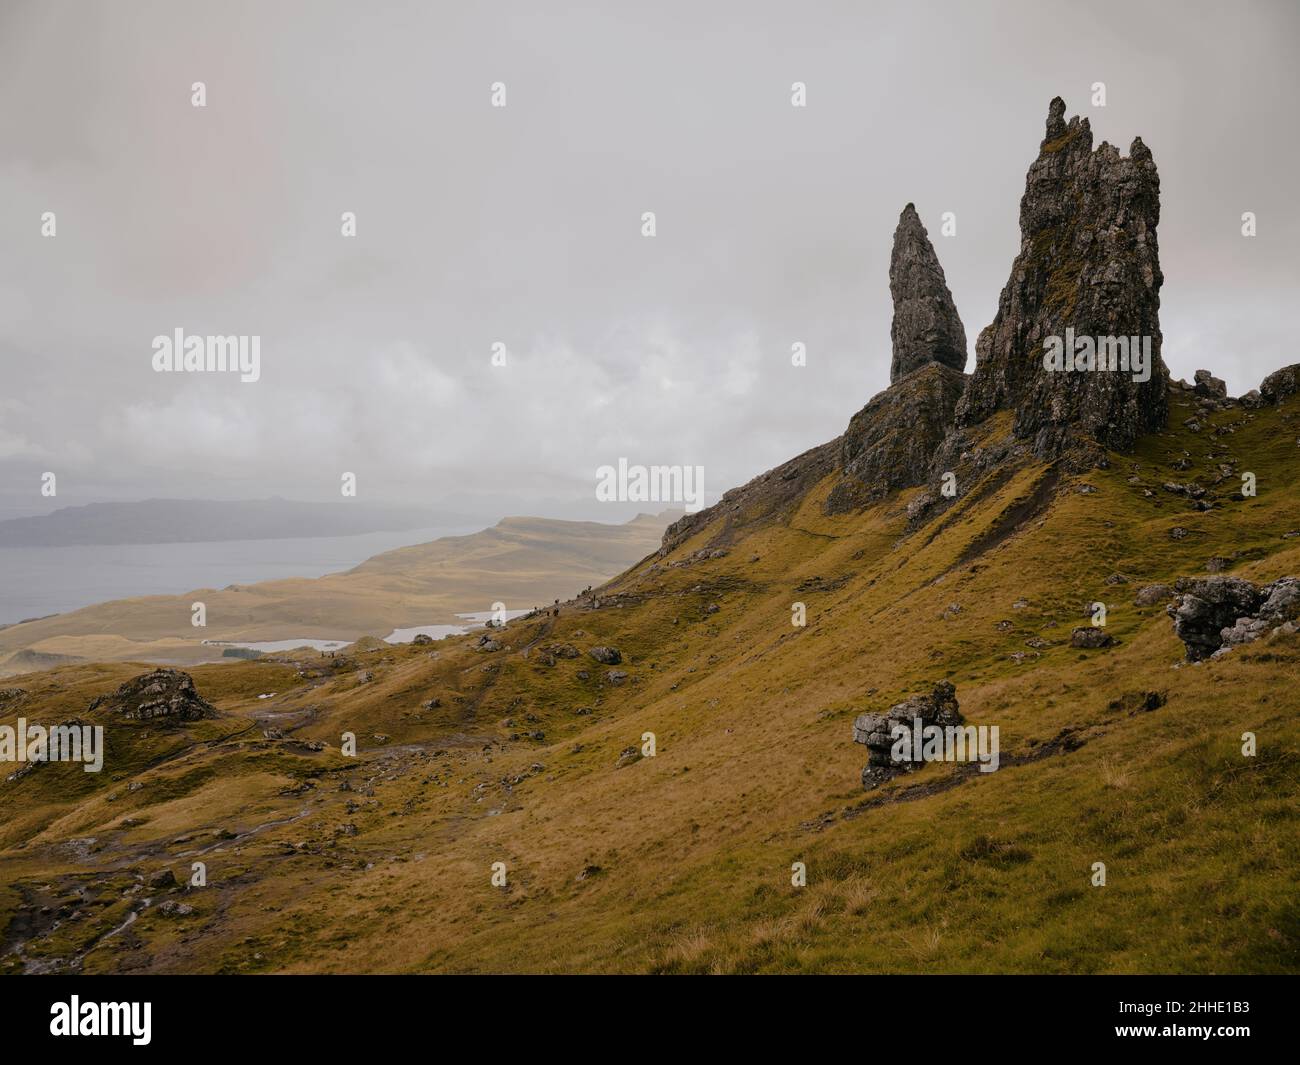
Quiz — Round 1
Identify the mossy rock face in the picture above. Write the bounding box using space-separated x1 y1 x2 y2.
889 204 967 382
87 668 217 722
956 96 1168 467
826 364 967 513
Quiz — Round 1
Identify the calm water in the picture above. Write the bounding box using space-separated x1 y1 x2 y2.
213 611 535 653
0 526 476 627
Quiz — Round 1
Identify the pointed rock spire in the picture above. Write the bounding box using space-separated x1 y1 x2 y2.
889 203 967 383
955 97 1168 464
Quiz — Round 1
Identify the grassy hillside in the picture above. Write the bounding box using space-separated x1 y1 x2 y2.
0 513 673 676
1 392 1297 974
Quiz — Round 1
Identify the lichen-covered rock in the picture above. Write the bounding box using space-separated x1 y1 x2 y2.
1260 364 1300 405
588 646 622 665
1258 577 1300 625
1193 369 1227 400
852 681 961 789
889 203 967 382
955 97 1168 467
825 363 967 512
1163 576 1299 660
1070 626 1114 649
88 669 216 722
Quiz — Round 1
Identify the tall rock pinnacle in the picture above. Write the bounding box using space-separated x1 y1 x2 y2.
889 203 967 382
954 97 1168 464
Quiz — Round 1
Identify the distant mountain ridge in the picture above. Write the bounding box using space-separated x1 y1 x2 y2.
0 497 468 547
0 510 678 674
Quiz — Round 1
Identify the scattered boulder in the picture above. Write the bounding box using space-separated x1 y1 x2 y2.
148 869 177 890
1193 369 1227 400
1260 364 1300 405
475 634 501 653
1070 627 1114 649
851 681 962 790
588 646 622 665
156 900 194 918
1166 576 1299 660
89 669 216 722
411 634 434 646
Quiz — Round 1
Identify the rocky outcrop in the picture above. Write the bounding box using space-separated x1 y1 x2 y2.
1193 369 1227 400
889 204 967 382
826 362 967 512
659 439 839 555
1167 576 1300 661
821 204 969 513
1070 626 1114 649
852 681 962 789
1261 364 1300 405
955 97 1168 467
88 669 216 722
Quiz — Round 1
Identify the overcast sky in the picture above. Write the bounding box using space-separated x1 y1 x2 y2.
1 0 1296 522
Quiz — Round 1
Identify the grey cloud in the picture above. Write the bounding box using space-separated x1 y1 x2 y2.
1 0 1296 519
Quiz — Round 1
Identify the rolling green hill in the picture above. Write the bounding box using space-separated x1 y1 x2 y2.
0 513 673 676
1 383 1296 974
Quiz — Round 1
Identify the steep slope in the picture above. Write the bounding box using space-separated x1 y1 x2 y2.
2 97 1297 976
2 386 1296 974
